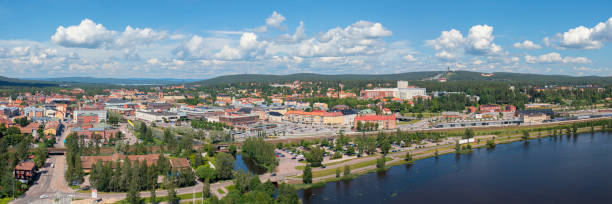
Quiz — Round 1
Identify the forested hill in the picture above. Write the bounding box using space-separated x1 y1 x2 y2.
0 76 57 87
446 71 612 85
192 72 442 85
193 71 612 86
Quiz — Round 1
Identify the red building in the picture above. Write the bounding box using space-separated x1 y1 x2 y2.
479 105 501 113
14 161 37 181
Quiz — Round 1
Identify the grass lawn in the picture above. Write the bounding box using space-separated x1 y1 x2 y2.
312 157 392 178
217 188 225 194
0 197 13 204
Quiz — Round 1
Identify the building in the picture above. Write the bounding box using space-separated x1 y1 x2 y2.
218 114 259 126
354 114 397 130
268 112 283 122
283 110 344 125
14 161 37 181
73 109 107 123
0 107 19 117
479 105 502 113
520 112 548 124
361 81 427 100
135 110 179 123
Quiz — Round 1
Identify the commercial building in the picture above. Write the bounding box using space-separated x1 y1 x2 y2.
361 81 427 100
135 110 179 123
219 114 259 126
283 110 344 125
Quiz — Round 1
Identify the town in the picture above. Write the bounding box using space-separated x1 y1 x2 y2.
2 2 612 203
2 72 612 203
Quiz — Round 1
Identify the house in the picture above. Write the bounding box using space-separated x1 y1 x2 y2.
14 161 37 181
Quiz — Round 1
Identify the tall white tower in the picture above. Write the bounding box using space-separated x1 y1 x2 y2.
397 80 409 88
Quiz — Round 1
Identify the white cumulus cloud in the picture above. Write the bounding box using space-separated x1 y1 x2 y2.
524 52 590 64
556 17 612 49
266 11 286 28
513 40 541 49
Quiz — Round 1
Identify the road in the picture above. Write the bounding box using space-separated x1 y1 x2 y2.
11 156 74 204
119 122 138 145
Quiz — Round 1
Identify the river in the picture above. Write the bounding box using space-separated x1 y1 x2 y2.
299 131 612 204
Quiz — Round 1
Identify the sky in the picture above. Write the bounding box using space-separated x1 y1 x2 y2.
1 0 612 79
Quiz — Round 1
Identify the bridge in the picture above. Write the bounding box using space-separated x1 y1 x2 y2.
48 148 67 155
396 116 417 121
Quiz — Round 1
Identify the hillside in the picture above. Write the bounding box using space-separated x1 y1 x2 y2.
193 71 612 86
0 76 57 87
447 71 612 85
192 72 442 85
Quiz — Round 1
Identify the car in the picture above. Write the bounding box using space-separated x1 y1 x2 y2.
321 165 326 169
271 173 277 176
40 195 48 199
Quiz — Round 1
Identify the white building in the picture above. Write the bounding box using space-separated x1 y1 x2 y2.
135 110 179 123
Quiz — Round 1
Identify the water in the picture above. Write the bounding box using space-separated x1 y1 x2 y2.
300 132 612 204
234 154 267 175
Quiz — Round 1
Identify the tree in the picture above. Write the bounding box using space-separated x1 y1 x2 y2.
303 164 312 184
463 128 474 139
306 146 324 167
336 168 341 178
215 152 235 180
149 186 157 204
276 183 299 204
196 166 216 182
126 177 142 204
34 144 48 168
202 179 211 199
228 144 237 157
241 138 277 171
405 151 412 161
522 130 530 140
343 165 350 177
376 155 386 170
167 182 179 204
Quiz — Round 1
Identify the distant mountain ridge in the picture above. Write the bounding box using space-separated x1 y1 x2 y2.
192 71 612 86
26 77 200 85
191 72 442 85
0 76 57 87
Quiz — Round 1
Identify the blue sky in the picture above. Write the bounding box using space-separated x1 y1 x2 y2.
1 0 611 78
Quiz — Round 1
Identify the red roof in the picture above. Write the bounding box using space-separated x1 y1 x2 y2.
15 161 36 171
355 114 396 121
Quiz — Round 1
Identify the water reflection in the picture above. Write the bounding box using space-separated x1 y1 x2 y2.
234 154 268 174
299 132 612 204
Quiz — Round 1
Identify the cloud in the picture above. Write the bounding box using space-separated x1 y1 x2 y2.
465 25 502 55
402 54 416 62
51 18 116 48
427 24 503 60
556 17 612 49
292 20 391 57
266 11 286 28
524 52 590 64
51 18 169 49
435 50 455 60
513 40 541 49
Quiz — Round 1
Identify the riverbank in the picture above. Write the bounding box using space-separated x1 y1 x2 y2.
299 131 612 203
294 118 609 190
